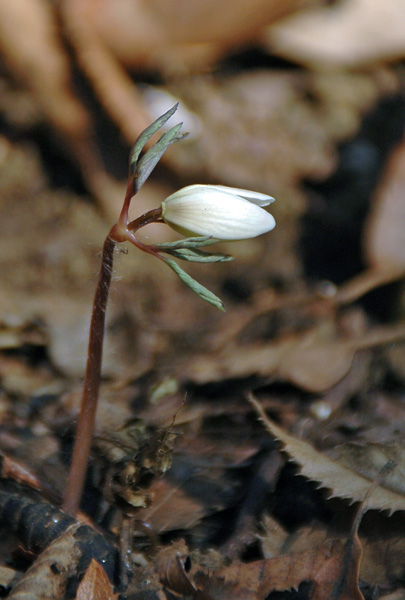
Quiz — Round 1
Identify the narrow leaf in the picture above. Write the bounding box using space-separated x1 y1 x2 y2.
162 258 225 311
133 123 185 192
163 247 233 263
130 103 178 171
156 236 221 250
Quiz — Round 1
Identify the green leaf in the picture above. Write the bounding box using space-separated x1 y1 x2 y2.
129 103 179 171
162 257 225 311
163 247 233 263
156 236 221 250
133 123 185 192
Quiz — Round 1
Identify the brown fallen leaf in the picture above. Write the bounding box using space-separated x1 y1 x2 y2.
333 135 405 304
259 514 290 559
247 394 405 513
182 323 353 390
322 132 405 306
330 444 405 497
197 458 370 600
60 0 153 149
80 0 320 71
0 0 118 214
75 559 118 600
311 535 363 600
183 320 405 393
333 267 405 306
286 518 405 589
0 0 88 137
156 537 324 599
0 566 20 594
134 474 222 534
365 138 405 272
0 482 119 595
0 452 48 495
155 514 365 599
156 540 197 597
361 530 405 586
132 477 208 533
8 524 82 600
378 591 405 600
266 0 405 69
132 431 257 533
191 538 363 600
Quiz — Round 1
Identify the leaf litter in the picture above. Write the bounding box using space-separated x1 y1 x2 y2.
247 393 405 513
0 2 405 598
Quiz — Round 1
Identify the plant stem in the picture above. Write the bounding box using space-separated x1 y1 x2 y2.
63 235 115 515
62 106 183 516
62 207 163 516
127 207 162 232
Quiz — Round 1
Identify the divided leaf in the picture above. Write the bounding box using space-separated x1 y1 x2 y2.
157 236 233 262
156 236 221 249
162 257 225 311
161 247 233 263
133 123 185 192
129 103 178 170
128 102 187 193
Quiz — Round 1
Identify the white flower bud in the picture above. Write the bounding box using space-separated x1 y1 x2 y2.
161 185 276 240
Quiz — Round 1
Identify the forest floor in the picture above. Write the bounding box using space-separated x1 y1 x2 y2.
0 1 404 598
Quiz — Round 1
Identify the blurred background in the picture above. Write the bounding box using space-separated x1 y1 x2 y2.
0 3 405 585
0 0 404 383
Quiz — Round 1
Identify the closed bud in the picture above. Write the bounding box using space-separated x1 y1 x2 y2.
161 185 276 241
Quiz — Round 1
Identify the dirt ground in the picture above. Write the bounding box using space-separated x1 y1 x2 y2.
0 1 404 598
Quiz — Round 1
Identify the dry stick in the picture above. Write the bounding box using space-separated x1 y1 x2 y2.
62 235 115 516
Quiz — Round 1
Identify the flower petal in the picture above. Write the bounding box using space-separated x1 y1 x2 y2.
213 185 275 207
162 186 276 240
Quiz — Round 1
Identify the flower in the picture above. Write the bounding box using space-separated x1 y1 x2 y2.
161 185 276 241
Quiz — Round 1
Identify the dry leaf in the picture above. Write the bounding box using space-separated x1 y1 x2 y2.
331 443 405 497
0 0 89 135
8 524 82 600
0 452 48 495
184 320 405 392
286 521 405 588
0 566 19 593
155 520 364 600
82 0 319 70
365 139 405 271
361 532 405 586
183 322 355 391
248 394 405 513
266 0 405 69
378 591 405 600
157 540 196 597
259 514 289 559
75 559 118 600
0 0 122 215
134 477 216 533
193 539 363 600
311 534 364 600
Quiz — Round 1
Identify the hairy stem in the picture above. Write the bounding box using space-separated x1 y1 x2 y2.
63 235 115 515
62 208 163 516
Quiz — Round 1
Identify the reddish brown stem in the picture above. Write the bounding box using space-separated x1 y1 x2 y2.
62 235 115 515
127 207 162 232
62 208 164 516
